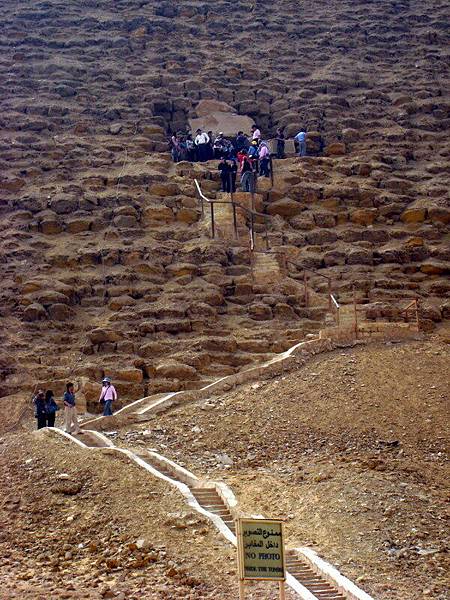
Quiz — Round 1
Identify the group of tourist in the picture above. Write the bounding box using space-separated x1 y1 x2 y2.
32 377 118 432
170 125 308 164
216 125 274 193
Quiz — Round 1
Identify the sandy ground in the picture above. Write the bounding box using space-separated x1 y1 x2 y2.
114 338 449 599
0 431 298 599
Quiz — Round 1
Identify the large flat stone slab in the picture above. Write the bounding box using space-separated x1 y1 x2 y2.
189 112 254 137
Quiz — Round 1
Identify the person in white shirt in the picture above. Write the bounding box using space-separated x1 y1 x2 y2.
99 377 118 416
294 130 307 156
194 129 210 162
251 125 261 140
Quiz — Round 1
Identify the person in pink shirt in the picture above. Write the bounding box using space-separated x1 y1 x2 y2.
259 142 270 177
99 377 118 416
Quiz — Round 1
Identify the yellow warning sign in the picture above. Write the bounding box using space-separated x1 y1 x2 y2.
237 518 285 581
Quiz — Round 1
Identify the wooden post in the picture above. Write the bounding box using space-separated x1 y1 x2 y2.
328 279 331 311
304 271 309 308
232 202 238 239
239 580 245 600
210 202 215 239
415 299 419 330
250 211 255 250
279 581 286 600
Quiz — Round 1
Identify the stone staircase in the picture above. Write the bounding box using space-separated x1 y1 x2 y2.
252 251 284 285
286 551 346 600
191 488 236 534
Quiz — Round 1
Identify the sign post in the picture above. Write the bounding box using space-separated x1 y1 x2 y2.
236 518 286 599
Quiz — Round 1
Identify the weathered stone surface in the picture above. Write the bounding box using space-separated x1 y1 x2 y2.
115 367 143 383
267 197 301 217
342 128 359 142
109 295 136 311
30 291 69 306
137 342 167 358
428 206 450 225
420 262 448 275
149 182 180 197
274 303 296 319
249 303 273 320
66 218 92 233
47 303 75 321
142 205 174 223
325 142 346 156
176 207 199 223
109 123 123 135
155 361 198 380
351 209 378 226
306 230 338 245
166 263 198 278
23 303 46 322
88 328 123 344
401 207 427 224
1 0 449 443
50 195 78 215
194 99 236 117
314 212 336 228
41 215 63 234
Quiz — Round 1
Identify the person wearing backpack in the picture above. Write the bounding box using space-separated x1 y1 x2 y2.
33 389 47 430
247 140 259 158
45 390 59 427
63 382 82 435
240 155 254 192
99 377 118 416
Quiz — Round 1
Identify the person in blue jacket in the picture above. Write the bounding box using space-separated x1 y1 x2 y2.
45 390 59 427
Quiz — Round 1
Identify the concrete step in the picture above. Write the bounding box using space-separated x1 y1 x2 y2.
286 553 347 599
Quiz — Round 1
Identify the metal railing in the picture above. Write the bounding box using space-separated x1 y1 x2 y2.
400 299 419 328
330 293 340 325
194 178 272 251
285 260 333 310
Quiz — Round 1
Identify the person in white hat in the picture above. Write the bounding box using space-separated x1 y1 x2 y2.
99 377 118 416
